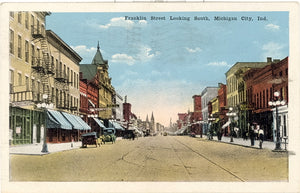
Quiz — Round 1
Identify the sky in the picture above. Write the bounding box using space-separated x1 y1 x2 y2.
46 12 289 127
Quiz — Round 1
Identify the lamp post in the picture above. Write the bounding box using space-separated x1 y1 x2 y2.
268 91 286 151
226 107 237 142
36 94 53 153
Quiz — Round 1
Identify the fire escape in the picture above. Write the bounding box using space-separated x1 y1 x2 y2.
54 49 71 110
31 24 54 104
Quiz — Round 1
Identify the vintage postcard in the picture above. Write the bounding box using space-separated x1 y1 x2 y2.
1 2 299 193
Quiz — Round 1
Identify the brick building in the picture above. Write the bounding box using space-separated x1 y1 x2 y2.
190 95 202 135
244 57 288 140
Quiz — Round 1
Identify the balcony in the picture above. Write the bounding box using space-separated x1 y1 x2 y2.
56 102 69 110
31 25 46 39
55 71 68 83
31 57 44 72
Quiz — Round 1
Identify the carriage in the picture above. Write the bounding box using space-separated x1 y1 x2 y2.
81 132 102 148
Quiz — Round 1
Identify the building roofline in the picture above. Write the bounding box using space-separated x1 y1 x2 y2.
46 30 82 62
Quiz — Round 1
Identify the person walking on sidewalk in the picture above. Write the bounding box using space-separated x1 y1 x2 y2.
258 127 264 149
249 126 255 146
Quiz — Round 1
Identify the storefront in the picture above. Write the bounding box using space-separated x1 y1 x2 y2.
9 106 44 145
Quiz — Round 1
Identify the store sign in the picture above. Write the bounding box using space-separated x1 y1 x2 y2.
16 127 21 134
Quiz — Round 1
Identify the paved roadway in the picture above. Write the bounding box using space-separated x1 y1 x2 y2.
10 135 288 182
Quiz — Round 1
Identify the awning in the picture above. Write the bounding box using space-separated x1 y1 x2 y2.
47 110 72 130
46 111 60 129
61 112 83 130
88 99 95 107
221 120 231 129
93 118 106 128
109 120 125 131
175 126 188 134
74 116 91 130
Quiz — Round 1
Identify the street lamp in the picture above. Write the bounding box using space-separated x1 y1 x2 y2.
268 91 286 151
36 94 54 153
226 107 237 142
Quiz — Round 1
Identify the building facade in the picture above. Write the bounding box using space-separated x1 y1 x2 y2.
225 59 270 137
244 57 288 141
9 12 88 145
201 87 218 134
80 43 116 121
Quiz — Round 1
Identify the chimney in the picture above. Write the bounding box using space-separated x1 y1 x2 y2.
267 57 272 63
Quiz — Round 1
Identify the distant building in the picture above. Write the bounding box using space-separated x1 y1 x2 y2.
80 42 115 121
201 87 218 134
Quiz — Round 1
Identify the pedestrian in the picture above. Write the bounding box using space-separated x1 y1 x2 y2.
254 125 259 140
249 126 255 146
258 127 264 149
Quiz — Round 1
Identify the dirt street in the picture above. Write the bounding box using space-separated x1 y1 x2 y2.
10 135 288 181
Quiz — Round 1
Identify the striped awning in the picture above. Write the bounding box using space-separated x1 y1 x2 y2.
47 110 72 130
109 120 125 130
61 112 83 130
60 112 90 130
74 115 91 130
93 118 106 128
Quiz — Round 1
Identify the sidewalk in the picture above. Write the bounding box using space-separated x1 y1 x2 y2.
9 137 124 156
9 141 82 156
199 135 288 151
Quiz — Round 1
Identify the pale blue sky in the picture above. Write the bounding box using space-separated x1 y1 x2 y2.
46 12 289 126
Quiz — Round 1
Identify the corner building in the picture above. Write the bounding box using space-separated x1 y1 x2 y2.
9 12 89 145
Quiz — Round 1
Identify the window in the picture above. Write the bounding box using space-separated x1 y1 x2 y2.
25 41 29 62
10 30 14 54
270 88 273 100
36 48 41 66
56 89 59 106
67 67 69 82
77 74 79 89
279 71 283 77
18 12 22 24
285 68 288 76
17 35 22 58
31 79 35 92
18 73 22 86
52 87 55 102
63 64 66 79
263 90 265 108
71 70 73 86
10 12 14 18
9 70 14 93
25 12 29 29
73 72 76 87
25 76 29 91
31 44 35 65
31 15 34 34
36 19 40 34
